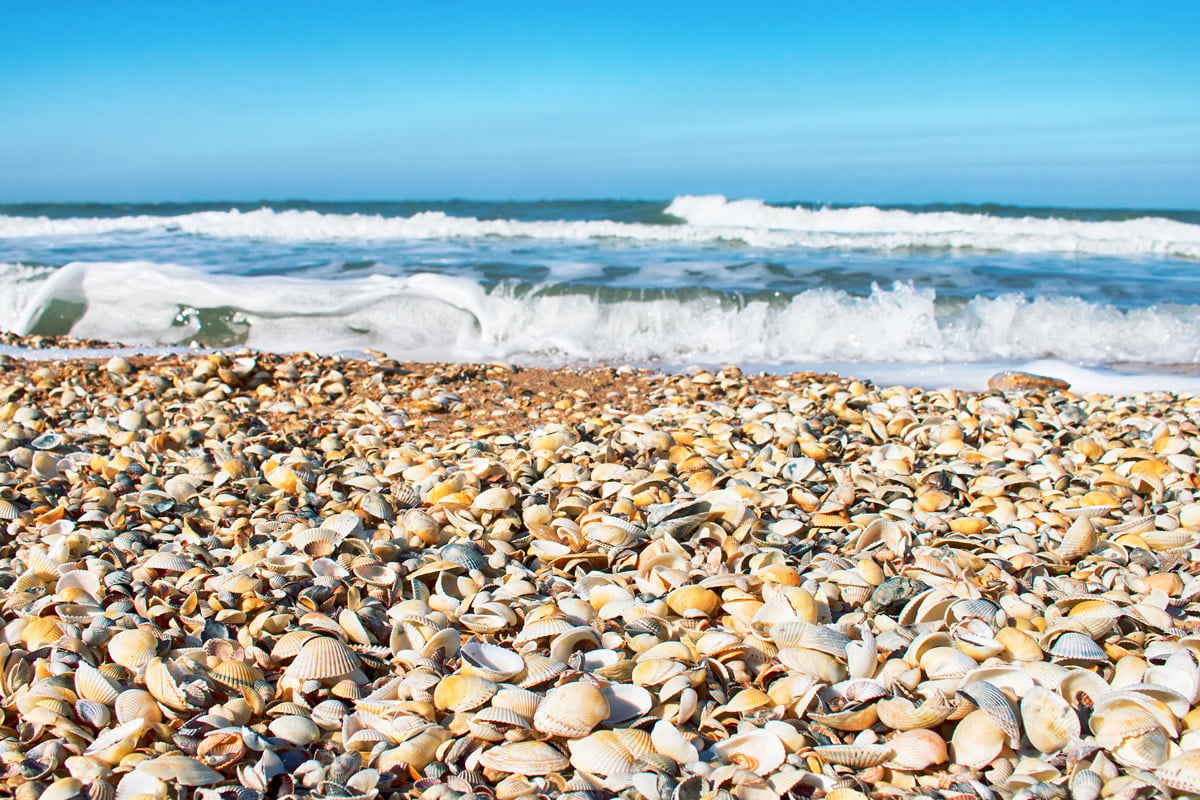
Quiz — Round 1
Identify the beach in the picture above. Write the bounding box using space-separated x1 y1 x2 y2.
3 337 1200 798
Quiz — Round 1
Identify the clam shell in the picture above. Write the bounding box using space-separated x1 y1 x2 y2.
813 743 892 768
144 657 189 711
651 719 699 765
269 714 322 746
434 674 497 712
769 621 849 657
135 755 224 786
666 586 721 618
74 661 120 705
478 741 569 775
566 729 653 776
1160 751 1200 793
460 640 525 681
876 695 955 731
950 709 1007 770
1020 685 1081 753
115 689 163 725
957 680 1020 745
533 681 610 738
712 728 786 775
107 628 158 672
885 729 948 771
285 636 362 681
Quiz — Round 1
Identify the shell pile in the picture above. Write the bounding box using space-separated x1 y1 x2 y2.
1 348 1200 799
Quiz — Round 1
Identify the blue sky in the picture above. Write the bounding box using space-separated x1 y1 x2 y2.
2 2 1198 207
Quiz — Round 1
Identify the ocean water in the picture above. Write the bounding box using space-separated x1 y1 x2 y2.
2 195 1199 391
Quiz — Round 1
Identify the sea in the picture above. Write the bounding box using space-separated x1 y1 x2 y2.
2 195 1200 393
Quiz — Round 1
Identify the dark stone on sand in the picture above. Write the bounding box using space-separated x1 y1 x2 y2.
987 371 1070 393
868 576 931 614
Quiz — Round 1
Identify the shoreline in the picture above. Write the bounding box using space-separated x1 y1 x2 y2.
1 339 1199 797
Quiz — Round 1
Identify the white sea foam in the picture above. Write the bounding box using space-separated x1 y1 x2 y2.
6 262 1200 376
1 196 1197 258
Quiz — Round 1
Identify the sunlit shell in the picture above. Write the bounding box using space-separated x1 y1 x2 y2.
135 755 224 787
1159 752 1200 794
141 552 192 573
478 741 570 775
666 586 721 618
115 689 163 725
107 628 158 672
269 715 322 745
885 729 948 771
285 636 362 681
1057 516 1098 560
957 680 1020 744
144 658 189 712
813 744 892 769
460 640 525 682
434 674 497 712
769 621 849 657
951 710 1008 770
877 696 955 731
533 681 610 738
74 661 121 705
712 728 787 775
566 729 654 776
209 660 264 693
776 648 848 683
84 718 147 765
1069 769 1104 800
1020 685 1081 753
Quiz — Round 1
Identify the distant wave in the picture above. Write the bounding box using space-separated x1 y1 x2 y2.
4 260 1199 366
0 195 1197 258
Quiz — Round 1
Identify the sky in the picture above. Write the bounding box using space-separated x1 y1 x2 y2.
2 2 1198 207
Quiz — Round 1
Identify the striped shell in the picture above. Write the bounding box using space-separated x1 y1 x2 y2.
1020 685 1081 753
107 628 158 672
533 681 610 738
478 741 570 775
285 636 362 681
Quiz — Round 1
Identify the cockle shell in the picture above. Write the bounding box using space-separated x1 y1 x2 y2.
566 729 654 776
885 729 948 771
285 636 362 681
107 628 158 672
479 741 570 775
951 710 1008 770
1159 752 1200 794
1020 685 1081 753
533 681 610 738
135 756 224 786
712 728 786 775
434 674 497 712
460 640 525 682
812 744 892 769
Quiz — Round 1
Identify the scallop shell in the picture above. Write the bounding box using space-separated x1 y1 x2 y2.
492 686 544 719
769 621 849 657
566 729 654 776
74 661 121 705
84 718 147 765
666 586 721 618
712 728 787 775
877 696 955 731
1020 685 1081 753
533 681 610 738
885 729 948 771
285 636 362 681
957 680 1020 745
135 755 224 786
950 709 1008 770
1160 751 1200 794
107 628 158 672
141 552 192 573
812 744 893 769
478 741 569 775
357 491 394 521
144 657 190 712
433 674 497 712
115 689 163 725
1057 516 1098 559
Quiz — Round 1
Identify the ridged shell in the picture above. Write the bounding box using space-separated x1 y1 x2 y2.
1160 752 1200 793
478 741 569 775
1057 516 1098 560
1069 768 1104 800
434 674 497 712
285 636 362 681
769 621 849 657
950 709 1007 770
441 542 488 572
141 552 192 572
957 680 1020 744
666 586 721 618
473 487 515 511
885 729 948 771
1020 685 1081 753
209 660 264 693
144 658 190 712
877 696 955 731
1044 631 1109 664
107 628 158 672
115 689 162 725
813 744 892 769
533 681 610 738
75 698 113 729
566 729 654 776
135 755 224 786
357 491 394 521
75 661 121 705
492 687 543 719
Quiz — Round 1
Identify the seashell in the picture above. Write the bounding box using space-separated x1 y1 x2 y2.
957 680 1020 745
775 648 847 683
141 552 192 572
441 542 488 572
403 509 441 544
434 674 497 712
1160 751 1200 794
812 744 892 769
351 562 395 588
651 719 699 765
75 698 113 729
1020 685 1081 753
74 661 121 705
144 658 190 712
920 646 977 681
769 621 849 657
533 681 610 738
1069 768 1104 800
135 755 224 786
478 741 570 775
460 640 525 681
107 628 158 672
115 689 163 725
492 686 543 719
566 729 654 776
876 695 955 731
197 731 246 769
666 586 721 618
950 709 1007 770
285 636 362 681
357 491 394 521
712 728 787 775
885 729 948 771
84 718 147 766
994 626 1044 662
1057 516 1098 560
209 660 264 693
269 715 322 745
632 658 688 687
1042 631 1109 664
473 486 515 511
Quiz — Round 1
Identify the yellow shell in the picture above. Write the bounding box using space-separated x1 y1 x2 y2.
285 636 362 682
533 681 610 739
107 628 158 672
433 674 497 712
479 741 570 775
